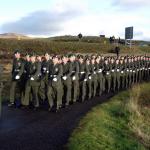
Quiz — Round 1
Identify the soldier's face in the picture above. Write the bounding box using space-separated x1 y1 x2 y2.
62 57 68 63
96 58 100 63
15 53 20 59
59 59 62 64
69 56 74 62
37 56 41 62
79 58 83 63
45 54 49 60
53 57 58 64
86 60 90 65
26 55 30 61
111 60 114 63
92 59 95 64
31 56 36 62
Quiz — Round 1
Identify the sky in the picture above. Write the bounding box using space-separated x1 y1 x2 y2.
0 0 150 40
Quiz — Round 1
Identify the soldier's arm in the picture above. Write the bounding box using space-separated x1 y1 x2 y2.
91 64 94 74
0 65 3 82
32 62 41 79
57 64 63 79
66 62 72 78
0 65 3 75
85 64 90 79
11 59 15 75
75 62 79 76
18 60 24 77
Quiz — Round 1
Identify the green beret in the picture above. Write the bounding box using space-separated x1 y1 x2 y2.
30 52 36 57
14 50 21 54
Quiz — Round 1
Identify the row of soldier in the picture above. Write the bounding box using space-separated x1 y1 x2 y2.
8 51 150 112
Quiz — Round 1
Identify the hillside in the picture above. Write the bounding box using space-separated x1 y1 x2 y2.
0 34 150 56
0 33 31 39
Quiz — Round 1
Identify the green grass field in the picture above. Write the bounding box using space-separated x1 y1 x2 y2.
67 83 150 150
0 37 150 55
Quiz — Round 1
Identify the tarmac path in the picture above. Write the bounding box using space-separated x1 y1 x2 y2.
0 93 115 150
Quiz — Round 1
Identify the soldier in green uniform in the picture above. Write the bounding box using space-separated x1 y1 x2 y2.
110 58 116 92
104 59 111 93
91 57 97 97
131 57 135 85
0 65 3 117
148 57 150 80
23 53 41 109
144 56 148 80
61 55 72 107
47 55 63 112
134 57 139 83
85 57 92 99
115 59 120 91
137 56 142 82
95 56 104 96
128 57 133 87
124 58 129 89
8 50 24 107
38 53 51 102
21 53 31 104
100 55 106 93
69 54 79 104
120 59 125 89
78 55 89 102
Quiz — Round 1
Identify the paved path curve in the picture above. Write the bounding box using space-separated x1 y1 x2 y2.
0 93 115 150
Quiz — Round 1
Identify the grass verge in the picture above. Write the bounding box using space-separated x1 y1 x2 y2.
67 83 150 150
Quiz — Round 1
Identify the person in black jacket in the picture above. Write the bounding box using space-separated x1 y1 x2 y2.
115 46 120 57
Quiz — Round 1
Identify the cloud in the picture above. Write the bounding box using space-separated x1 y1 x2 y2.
112 0 150 9
1 0 86 35
0 0 150 41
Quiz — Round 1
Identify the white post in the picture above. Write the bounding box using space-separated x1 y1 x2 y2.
130 39 132 49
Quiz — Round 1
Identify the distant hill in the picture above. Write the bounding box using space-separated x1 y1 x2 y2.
48 35 108 43
0 33 31 39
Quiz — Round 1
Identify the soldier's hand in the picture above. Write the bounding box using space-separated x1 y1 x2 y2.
62 76 67 80
84 79 87 82
30 77 34 81
88 76 91 80
15 75 20 80
72 76 76 80
53 78 57 82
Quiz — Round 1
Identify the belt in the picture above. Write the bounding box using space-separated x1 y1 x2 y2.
43 70 49 73
50 75 57 77
98 69 102 73
15 69 20 72
43 67 47 70
80 72 85 74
